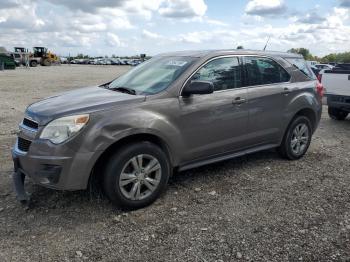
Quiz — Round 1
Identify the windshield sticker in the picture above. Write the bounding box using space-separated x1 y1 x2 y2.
166 60 188 67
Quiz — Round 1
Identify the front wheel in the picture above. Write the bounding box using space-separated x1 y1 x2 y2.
278 116 312 160
328 107 348 121
29 60 37 67
103 142 170 209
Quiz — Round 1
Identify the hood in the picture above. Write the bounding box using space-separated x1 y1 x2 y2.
26 86 145 125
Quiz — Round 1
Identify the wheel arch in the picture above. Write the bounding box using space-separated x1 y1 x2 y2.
294 108 317 132
279 107 318 147
89 133 175 186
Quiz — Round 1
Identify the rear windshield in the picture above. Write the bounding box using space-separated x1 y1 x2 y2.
284 58 315 80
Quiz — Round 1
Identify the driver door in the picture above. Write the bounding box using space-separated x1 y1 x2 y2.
176 56 250 162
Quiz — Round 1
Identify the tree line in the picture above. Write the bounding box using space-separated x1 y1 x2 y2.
236 46 350 63
287 48 350 63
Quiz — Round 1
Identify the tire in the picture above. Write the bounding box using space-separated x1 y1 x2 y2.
42 58 51 66
328 107 348 121
29 60 37 67
103 142 170 209
278 116 312 160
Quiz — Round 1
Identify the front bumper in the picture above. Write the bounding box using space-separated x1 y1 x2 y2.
12 138 98 191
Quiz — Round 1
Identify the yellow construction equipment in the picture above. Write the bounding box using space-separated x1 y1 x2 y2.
29 47 60 67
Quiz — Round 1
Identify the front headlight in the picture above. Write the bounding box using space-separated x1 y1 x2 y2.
40 114 89 144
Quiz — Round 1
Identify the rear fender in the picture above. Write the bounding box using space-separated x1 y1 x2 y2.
282 89 320 134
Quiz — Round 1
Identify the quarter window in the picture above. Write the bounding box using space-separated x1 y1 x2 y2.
191 57 242 91
285 58 315 79
244 57 290 86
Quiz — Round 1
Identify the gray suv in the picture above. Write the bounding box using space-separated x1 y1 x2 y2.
12 50 323 209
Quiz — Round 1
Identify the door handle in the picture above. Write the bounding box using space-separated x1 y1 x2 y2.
232 97 246 105
282 87 291 95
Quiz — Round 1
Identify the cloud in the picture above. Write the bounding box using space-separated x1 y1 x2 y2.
339 0 350 8
105 32 123 47
296 11 326 24
179 30 238 44
0 0 349 57
45 0 127 13
245 0 287 17
204 18 229 27
159 0 207 18
45 0 208 20
142 30 162 39
175 6 350 56
0 1 45 31
0 0 19 9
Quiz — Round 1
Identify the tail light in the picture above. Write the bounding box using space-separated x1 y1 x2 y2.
316 80 324 98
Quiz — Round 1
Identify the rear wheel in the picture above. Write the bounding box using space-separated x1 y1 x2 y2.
328 107 348 120
278 116 312 160
103 142 170 209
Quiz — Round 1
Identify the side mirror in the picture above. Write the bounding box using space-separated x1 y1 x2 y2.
182 81 214 97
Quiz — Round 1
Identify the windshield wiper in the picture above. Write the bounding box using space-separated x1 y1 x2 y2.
109 86 137 95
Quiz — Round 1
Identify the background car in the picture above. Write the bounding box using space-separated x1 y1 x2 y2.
315 64 334 70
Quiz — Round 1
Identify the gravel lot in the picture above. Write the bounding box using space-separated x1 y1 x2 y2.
0 65 350 262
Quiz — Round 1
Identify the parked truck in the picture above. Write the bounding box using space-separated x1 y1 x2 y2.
320 64 350 120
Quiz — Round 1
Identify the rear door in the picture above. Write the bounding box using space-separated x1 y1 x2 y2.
177 56 249 162
243 56 291 146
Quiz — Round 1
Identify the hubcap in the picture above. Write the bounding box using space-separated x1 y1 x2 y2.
291 123 309 155
119 154 162 201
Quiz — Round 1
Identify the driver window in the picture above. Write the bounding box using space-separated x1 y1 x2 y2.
191 57 242 91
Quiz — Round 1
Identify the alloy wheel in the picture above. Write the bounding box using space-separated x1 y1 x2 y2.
290 123 309 155
118 154 162 201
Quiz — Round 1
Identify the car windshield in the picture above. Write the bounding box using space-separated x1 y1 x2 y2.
284 57 315 79
108 56 197 95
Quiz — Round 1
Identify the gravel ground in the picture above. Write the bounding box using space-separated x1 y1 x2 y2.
0 65 350 262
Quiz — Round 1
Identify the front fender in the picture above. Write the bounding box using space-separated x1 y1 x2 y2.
69 107 184 165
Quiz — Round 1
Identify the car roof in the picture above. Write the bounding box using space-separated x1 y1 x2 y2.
159 49 304 59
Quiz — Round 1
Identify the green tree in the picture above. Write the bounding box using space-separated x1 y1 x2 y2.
75 53 89 59
321 52 350 63
236 46 244 49
287 48 313 60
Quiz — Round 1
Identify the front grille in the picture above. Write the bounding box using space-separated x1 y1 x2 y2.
23 118 38 129
18 137 32 152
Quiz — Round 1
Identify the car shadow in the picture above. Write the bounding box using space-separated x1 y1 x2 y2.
24 148 282 210
171 148 281 183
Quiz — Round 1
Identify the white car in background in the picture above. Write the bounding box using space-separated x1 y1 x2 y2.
315 64 334 70
307 60 317 67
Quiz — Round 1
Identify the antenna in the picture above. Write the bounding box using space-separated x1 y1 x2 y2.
263 36 271 51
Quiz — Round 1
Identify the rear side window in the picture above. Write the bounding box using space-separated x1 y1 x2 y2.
284 58 315 79
244 57 290 86
191 57 242 91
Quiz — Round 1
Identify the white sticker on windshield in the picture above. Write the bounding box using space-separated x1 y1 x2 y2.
166 60 188 67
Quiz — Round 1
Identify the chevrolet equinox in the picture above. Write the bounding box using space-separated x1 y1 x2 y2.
12 50 323 209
